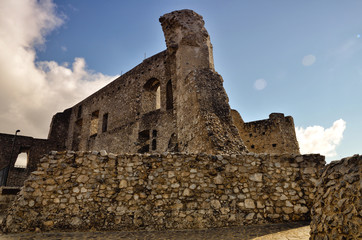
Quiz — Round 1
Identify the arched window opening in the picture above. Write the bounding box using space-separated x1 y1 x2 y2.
142 78 161 113
166 80 173 110
14 152 28 168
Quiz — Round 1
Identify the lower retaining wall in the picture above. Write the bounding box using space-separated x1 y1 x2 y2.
310 155 361 239
3 151 324 232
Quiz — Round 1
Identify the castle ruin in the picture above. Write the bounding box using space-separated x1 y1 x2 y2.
0 10 299 186
2 9 359 238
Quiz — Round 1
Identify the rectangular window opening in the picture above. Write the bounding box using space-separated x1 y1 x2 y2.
102 113 108 133
14 152 28 168
90 110 99 136
152 139 157 150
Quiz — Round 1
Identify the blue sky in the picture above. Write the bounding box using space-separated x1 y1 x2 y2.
1 0 361 162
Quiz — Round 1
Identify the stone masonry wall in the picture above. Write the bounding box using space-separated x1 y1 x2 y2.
0 134 60 187
310 155 361 239
4 151 324 233
232 112 300 155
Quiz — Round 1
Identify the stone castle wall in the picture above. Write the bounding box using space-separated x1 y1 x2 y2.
4 151 324 233
50 9 246 156
0 134 61 187
310 155 361 239
232 111 300 155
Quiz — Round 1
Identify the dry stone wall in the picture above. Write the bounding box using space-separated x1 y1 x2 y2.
4 151 324 233
310 155 361 240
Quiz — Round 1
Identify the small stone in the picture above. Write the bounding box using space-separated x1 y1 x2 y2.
280 194 288 200
237 202 245 208
29 200 35 207
257 201 265 208
77 175 89 183
246 213 255 220
303 167 316 174
214 174 224 184
245 199 255 209
70 217 82 226
211 199 221 209
119 179 128 188
249 173 263 182
171 183 180 188
43 221 54 227
190 184 197 190
183 188 192 196
168 171 175 178
282 207 293 214
33 189 42 197
100 150 107 156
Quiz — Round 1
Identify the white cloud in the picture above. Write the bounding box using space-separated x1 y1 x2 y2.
302 54 316 66
296 119 346 157
254 78 267 90
0 0 115 138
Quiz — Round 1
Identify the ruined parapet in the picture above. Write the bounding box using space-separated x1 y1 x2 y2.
232 112 300 154
310 155 361 239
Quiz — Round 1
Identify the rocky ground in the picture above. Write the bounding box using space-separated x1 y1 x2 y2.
0 221 310 240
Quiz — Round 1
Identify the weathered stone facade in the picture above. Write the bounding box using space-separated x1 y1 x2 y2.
310 155 361 239
0 110 70 187
4 150 324 233
231 111 300 155
55 9 246 156
0 134 56 187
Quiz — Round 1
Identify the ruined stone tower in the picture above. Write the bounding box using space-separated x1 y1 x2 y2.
47 9 248 155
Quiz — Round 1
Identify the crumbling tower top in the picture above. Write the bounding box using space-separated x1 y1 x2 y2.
159 9 215 73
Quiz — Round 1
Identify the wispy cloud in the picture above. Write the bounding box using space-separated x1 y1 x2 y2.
0 0 115 138
296 119 346 157
328 38 362 61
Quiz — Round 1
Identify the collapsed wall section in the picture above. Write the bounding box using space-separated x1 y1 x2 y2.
4 151 324 233
310 155 361 240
